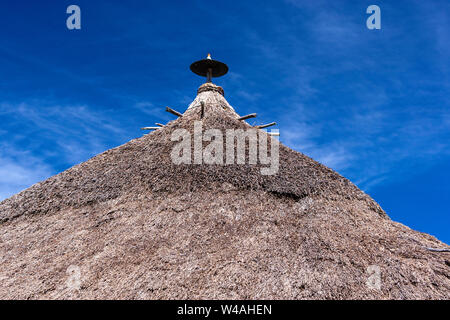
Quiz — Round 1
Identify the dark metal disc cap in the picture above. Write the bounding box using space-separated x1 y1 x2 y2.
190 56 228 78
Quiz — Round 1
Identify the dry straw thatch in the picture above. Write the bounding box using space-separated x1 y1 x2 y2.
0 83 449 299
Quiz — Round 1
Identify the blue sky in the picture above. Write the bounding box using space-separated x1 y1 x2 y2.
0 1 449 243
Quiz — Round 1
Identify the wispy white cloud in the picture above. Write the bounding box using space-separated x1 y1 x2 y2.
0 100 132 201
133 101 174 121
0 147 53 201
281 102 450 191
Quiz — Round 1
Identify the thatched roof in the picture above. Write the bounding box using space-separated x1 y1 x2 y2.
0 82 449 299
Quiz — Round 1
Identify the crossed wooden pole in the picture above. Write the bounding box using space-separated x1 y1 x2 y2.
141 105 279 136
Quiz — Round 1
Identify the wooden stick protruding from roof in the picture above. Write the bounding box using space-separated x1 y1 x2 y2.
155 123 164 127
256 122 277 129
238 113 257 121
141 127 160 131
165 106 182 117
200 101 205 119
426 247 450 252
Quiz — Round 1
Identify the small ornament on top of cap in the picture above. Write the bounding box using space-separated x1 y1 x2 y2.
190 53 229 83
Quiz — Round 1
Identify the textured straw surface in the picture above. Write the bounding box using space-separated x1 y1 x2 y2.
0 84 449 299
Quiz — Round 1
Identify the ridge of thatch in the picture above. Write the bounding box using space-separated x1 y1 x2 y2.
0 90 383 224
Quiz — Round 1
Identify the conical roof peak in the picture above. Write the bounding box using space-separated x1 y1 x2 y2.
186 82 237 115
197 82 224 96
